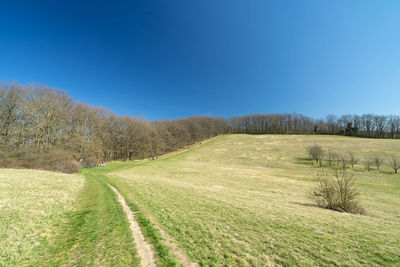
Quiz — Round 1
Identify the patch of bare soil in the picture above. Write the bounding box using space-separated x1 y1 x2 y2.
108 184 156 267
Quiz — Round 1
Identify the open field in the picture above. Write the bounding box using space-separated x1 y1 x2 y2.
1 134 399 266
0 169 83 265
106 135 400 266
0 168 140 266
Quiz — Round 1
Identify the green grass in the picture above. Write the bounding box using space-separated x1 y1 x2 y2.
105 135 400 266
0 169 83 266
106 178 179 267
34 171 140 266
2 135 399 266
0 167 140 266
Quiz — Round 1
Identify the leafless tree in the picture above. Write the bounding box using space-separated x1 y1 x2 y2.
348 152 358 168
307 144 324 167
229 113 400 138
325 149 339 167
0 83 231 172
2 82 400 174
363 157 374 172
389 157 400 174
372 153 384 170
336 153 348 170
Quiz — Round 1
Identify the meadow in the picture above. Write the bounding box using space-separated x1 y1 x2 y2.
0 169 83 265
0 168 140 266
1 134 399 266
106 135 400 266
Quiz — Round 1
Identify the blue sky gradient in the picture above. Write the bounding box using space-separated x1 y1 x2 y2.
1 1 400 120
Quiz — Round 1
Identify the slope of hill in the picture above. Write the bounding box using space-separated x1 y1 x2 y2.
0 168 141 266
0 169 83 265
2 134 399 266
106 134 400 266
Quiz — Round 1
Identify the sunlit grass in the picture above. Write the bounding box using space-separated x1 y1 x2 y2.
0 167 140 266
107 135 400 266
35 171 140 266
0 169 83 265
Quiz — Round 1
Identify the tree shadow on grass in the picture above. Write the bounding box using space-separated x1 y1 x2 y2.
290 201 321 209
294 157 315 166
290 201 368 216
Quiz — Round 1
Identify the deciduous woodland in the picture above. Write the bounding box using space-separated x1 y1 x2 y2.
230 113 400 137
0 84 229 172
1 83 400 172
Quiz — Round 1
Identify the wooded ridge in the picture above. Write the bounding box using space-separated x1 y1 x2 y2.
1 83 399 172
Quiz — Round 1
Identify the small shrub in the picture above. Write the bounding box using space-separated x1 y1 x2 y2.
36 150 81 173
311 168 364 214
0 148 80 173
79 154 99 168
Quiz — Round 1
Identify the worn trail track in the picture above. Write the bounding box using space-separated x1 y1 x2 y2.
108 184 156 267
103 141 213 266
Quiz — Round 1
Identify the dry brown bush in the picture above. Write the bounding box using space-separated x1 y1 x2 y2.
0 148 80 173
311 168 364 214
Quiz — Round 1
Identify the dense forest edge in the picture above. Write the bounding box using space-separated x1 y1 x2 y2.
1 83 399 173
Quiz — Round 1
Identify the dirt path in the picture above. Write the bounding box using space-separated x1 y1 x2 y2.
108 184 156 267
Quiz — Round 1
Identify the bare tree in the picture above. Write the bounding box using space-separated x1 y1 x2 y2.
363 157 374 172
372 153 384 170
389 157 400 174
325 149 339 166
348 152 358 169
307 144 324 167
337 153 348 170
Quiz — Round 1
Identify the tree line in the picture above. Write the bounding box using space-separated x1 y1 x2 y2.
1 83 399 172
230 113 400 138
0 83 229 172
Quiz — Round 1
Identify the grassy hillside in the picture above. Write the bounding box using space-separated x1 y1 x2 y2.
0 169 83 265
106 135 400 266
0 168 140 266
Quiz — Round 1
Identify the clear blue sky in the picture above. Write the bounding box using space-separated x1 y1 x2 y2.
1 1 400 120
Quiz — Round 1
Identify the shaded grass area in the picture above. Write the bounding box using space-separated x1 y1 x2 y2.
107 135 400 266
33 170 140 266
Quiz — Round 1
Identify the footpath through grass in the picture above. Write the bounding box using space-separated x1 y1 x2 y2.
106 135 400 266
3 135 399 266
0 159 179 266
0 167 140 266
34 169 140 266
90 161 180 266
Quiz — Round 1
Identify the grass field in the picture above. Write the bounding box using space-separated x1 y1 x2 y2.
105 135 400 266
0 168 140 266
0 169 83 265
1 134 399 266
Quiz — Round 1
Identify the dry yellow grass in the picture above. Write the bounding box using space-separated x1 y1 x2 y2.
106 135 400 266
0 168 84 265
